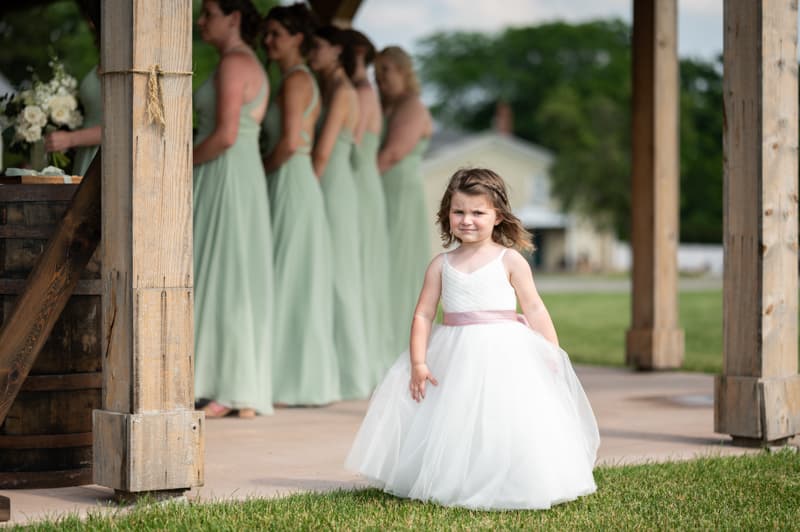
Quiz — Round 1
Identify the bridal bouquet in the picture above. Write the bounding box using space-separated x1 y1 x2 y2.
0 57 83 170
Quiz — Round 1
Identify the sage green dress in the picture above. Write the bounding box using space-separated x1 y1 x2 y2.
193 71 274 415
352 131 394 378
318 109 372 399
382 138 431 355
73 65 101 176
263 65 341 405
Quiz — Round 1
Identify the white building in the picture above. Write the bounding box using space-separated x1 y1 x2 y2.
422 127 618 272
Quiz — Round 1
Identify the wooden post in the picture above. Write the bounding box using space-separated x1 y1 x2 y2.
715 0 800 444
93 0 203 495
626 0 685 369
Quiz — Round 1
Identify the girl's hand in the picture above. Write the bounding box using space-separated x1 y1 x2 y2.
409 363 438 402
45 131 73 152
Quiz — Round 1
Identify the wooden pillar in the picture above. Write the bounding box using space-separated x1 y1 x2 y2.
626 0 685 369
715 0 800 444
93 0 203 494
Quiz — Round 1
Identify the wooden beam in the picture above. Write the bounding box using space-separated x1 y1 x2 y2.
309 0 364 26
93 0 202 494
715 0 800 444
625 0 685 369
0 153 101 426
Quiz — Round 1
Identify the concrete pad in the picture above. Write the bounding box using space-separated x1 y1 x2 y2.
2 365 796 525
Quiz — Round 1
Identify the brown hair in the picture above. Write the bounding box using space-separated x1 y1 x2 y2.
264 2 318 56
437 168 533 251
340 29 376 67
314 25 357 79
216 0 263 47
375 46 419 105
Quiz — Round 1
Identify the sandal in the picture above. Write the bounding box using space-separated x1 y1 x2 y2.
202 401 233 418
237 408 256 419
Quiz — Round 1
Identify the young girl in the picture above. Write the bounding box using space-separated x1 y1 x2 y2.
345 168 600 510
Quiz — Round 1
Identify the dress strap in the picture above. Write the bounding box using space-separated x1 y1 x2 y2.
283 64 318 154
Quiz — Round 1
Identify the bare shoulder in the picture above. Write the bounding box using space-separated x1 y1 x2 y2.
503 248 532 274
428 252 446 272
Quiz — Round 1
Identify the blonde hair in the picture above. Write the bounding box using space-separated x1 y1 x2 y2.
375 46 420 104
437 168 533 251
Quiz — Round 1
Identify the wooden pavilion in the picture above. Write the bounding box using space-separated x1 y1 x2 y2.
0 0 796 505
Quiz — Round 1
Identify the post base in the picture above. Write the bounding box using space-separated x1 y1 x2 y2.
626 327 685 369
715 375 800 441
94 410 204 493
0 495 9 522
113 488 188 505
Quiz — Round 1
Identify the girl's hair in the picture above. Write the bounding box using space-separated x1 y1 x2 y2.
76 0 101 48
216 0 263 47
314 25 357 79
264 2 319 57
437 168 533 251
340 29 376 68
375 46 419 104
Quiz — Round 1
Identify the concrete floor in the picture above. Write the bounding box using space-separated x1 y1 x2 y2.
2 365 796 525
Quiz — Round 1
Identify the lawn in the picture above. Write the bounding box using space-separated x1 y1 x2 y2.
545 290 730 373
15 451 800 530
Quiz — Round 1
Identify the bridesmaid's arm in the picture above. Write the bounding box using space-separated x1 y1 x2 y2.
378 97 426 174
507 250 560 347
45 126 102 152
352 83 376 145
192 54 247 166
409 254 444 402
312 87 348 178
263 72 313 174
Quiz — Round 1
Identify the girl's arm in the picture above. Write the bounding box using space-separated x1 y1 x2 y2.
378 96 426 174
409 254 444 402
192 53 249 166
263 71 313 174
312 86 348 178
506 249 560 347
45 126 102 152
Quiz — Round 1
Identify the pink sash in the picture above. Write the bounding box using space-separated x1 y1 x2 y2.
443 310 529 327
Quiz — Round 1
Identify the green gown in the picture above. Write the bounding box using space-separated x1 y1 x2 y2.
351 131 394 379
381 138 431 355
263 65 341 405
193 71 274 415
318 109 372 399
73 65 101 176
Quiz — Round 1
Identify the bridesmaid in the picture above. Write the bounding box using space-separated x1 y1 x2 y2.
341 29 394 379
45 3 101 176
309 25 371 399
376 46 434 355
262 4 341 405
193 0 274 418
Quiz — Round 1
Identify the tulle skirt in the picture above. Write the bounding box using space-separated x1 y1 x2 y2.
345 321 600 510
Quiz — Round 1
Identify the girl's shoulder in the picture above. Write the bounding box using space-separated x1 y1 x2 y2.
501 247 531 271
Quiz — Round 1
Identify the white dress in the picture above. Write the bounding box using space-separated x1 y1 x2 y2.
345 249 600 510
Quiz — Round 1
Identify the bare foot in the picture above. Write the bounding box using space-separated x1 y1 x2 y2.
202 401 233 418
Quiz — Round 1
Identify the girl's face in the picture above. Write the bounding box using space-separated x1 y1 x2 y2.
197 1 233 45
449 192 500 245
375 57 406 99
308 36 340 73
263 19 303 61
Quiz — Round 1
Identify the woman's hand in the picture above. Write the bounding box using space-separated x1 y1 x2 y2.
409 363 438 402
45 131 74 152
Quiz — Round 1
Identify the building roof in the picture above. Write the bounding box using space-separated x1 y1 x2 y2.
423 127 554 172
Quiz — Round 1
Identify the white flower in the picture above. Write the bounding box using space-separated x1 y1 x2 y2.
22 105 47 128
66 109 83 129
18 123 42 142
49 94 78 112
51 106 71 125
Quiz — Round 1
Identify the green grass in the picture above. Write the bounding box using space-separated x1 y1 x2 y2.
545 290 739 373
14 451 800 530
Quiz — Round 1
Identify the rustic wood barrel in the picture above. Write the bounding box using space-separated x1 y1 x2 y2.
0 181 102 489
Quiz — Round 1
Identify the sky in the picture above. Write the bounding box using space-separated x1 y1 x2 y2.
352 0 724 60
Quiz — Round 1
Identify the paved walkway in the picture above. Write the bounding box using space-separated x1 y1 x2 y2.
2 365 796 525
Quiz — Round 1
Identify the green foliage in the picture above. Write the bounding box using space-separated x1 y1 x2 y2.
17 451 800 530
417 21 724 243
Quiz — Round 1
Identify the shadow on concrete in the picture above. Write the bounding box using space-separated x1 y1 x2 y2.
600 428 727 447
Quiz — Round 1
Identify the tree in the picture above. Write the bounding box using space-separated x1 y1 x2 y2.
417 21 723 243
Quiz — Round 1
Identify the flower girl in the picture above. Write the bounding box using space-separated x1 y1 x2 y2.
346 167 600 510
